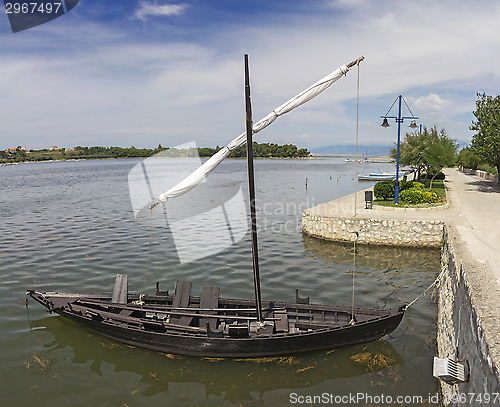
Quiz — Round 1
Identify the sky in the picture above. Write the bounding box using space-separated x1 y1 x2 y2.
1 0 500 151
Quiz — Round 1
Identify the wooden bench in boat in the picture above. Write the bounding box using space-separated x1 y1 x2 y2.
166 281 223 331
170 280 192 325
274 309 289 333
76 277 288 336
112 274 128 304
199 286 220 331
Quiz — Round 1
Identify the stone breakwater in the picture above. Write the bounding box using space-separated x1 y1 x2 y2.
302 213 444 248
301 186 448 248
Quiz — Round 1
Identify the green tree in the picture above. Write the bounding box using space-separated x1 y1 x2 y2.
390 130 432 180
391 126 457 188
225 142 308 158
198 147 218 157
423 127 458 189
456 146 480 170
470 93 500 183
297 148 310 157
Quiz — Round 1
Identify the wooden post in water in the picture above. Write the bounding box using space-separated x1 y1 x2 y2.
244 54 263 323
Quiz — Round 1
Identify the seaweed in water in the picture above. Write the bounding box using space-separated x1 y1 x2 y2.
350 352 392 371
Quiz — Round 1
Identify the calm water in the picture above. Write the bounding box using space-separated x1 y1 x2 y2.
0 158 440 406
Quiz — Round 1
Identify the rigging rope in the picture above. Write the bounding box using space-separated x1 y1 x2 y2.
402 97 417 120
139 209 154 302
346 61 439 315
350 235 357 324
350 60 361 324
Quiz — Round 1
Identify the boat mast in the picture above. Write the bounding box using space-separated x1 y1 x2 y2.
244 54 263 323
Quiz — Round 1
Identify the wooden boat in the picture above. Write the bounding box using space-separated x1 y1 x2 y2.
27 278 405 358
27 55 406 357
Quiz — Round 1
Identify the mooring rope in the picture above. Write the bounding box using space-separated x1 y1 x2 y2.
353 62 360 219
405 267 447 309
140 209 154 302
350 234 358 325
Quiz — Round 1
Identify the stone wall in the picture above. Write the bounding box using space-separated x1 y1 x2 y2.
302 213 444 248
461 167 499 183
475 170 498 183
437 227 500 406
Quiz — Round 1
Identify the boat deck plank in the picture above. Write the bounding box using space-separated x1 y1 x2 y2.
171 281 193 325
274 310 288 333
200 286 220 330
111 274 128 304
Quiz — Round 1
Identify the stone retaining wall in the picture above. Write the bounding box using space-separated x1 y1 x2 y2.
302 213 444 247
302 174 500 405
438 227 500 406
461 167 499 183
476 170 498 183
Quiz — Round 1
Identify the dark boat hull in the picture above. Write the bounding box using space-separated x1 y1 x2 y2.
62 308 403 358
28 287 405 358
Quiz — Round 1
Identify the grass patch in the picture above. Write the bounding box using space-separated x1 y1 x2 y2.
424 179 446 198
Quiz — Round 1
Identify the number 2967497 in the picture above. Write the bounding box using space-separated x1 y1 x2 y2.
5 2 63 14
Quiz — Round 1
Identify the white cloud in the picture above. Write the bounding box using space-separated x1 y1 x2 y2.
1 0 499 149
135 2 187 22
414 93 451 114
410 93 456 130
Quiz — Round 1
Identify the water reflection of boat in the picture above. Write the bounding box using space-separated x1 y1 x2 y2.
29 316 404 400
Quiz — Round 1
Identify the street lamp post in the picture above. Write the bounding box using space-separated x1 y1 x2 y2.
381 95 418 204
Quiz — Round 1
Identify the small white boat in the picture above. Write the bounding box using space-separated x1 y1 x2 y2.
358 174 395 181
345 158 369 163
358 172 408 181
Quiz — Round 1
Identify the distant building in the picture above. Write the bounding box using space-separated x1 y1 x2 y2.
7 147 29 153
50 146 58 151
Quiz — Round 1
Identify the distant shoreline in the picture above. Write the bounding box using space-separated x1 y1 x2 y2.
1 155 319 166
312 153 391 158
1 142 312 164
2 152 396 166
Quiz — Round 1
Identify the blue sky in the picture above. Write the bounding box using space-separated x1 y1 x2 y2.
1 0 499 151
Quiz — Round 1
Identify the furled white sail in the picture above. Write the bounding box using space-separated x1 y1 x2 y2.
150 56 364 209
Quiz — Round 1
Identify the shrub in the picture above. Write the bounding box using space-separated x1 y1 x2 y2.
422 190 438 203
400 188 423 204
399 180 414 191
374 179 432 201
421 172 445 180
400 187 438 204
374 179 421 201
373 181 395 200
